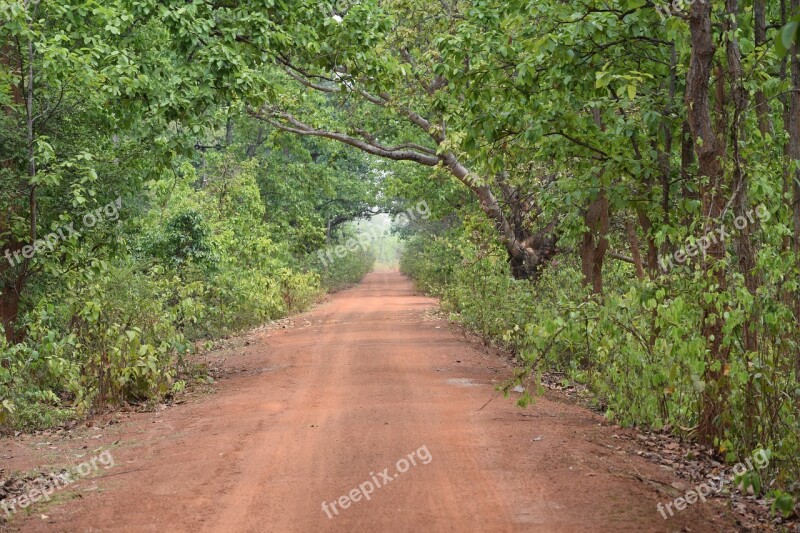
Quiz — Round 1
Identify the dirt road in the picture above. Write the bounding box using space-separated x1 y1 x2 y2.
2 271 736 532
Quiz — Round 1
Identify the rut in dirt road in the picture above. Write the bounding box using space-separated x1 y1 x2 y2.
5 272 736 532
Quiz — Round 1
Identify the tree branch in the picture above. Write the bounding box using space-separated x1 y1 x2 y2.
249 108 442 166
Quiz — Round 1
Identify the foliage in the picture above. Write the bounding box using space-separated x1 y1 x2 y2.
402 222 800 497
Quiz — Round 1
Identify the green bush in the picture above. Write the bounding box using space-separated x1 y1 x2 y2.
401 228 800 493
310 244 376 292
0 159 332 430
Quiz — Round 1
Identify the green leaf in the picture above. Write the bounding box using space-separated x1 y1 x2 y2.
771 492 796 518
776 18 800 58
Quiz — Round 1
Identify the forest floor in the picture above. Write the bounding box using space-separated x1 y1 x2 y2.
0 271 748 531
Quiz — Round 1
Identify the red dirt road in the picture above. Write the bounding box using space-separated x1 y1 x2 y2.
2 272 737 532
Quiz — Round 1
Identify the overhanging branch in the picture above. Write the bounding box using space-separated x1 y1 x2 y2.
249 108 441 167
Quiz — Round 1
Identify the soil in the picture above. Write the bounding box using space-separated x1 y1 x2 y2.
0 271 743 532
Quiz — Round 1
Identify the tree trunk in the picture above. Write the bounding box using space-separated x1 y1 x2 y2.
727 0 761 446
753 0 772 135
0 30 33 342
685 0 731 445
440 154 558 280
636 209 660 278
625 219 646 280
225 116 234 146
580 190 609 294
580 110 610 294
0 278 23 343
680 121 699 228
790 0 800 378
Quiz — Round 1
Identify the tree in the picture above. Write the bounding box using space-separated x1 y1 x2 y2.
248 0 559 280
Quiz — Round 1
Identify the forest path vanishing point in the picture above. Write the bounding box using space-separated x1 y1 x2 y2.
2 272 739 532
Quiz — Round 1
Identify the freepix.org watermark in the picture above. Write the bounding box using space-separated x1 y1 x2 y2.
1 450 116 518
658 204 770 273
5 197 122 267
318 201 431 268
321 445 433 519
656 448 769 519
654 0 707 22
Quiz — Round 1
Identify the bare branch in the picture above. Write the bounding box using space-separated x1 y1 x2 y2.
608 252 636 264
354 129 438 156
249 108 441 167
